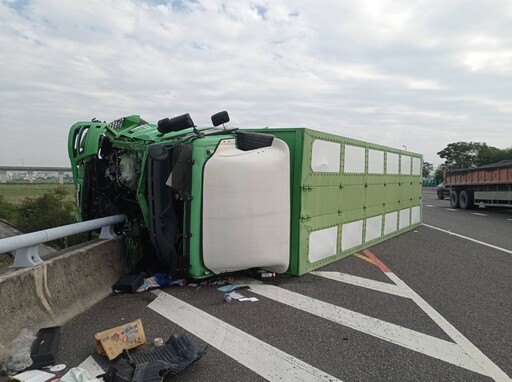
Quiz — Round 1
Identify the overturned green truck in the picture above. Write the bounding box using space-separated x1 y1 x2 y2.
68 112 423 278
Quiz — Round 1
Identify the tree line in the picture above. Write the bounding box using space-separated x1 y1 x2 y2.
423 142 512 182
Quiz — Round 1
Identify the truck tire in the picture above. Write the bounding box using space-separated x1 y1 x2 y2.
459 190 476 210
449 190 460 208
437 190 445 200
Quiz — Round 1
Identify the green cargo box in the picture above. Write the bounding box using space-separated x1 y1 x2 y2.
187 127 422 277
246 128 422 276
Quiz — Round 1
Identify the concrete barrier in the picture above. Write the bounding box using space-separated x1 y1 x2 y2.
0 238 125 345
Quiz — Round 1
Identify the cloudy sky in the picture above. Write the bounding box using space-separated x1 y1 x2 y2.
1 0 511 167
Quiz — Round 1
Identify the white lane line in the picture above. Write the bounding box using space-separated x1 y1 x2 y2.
445 208 458 212
148 290 342 382
423 224 512 255
507 219 512 222
425 205 435 208
311 271 409 298
472 213 488 216
247 283 484 376
387 272 511 382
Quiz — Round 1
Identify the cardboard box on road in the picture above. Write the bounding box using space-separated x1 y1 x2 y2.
94 319 146 360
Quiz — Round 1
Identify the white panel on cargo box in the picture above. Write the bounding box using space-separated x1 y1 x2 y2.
411 205 421 224
365 215 382 242
308 226 338 263
368 150 384 174
311 140 340 173
202 138 290 274
412 157 421 175
399 208 411 229
342 220 363 251
344 145 366 173
401 155 412 175
386 153 399 174
384 212 398 234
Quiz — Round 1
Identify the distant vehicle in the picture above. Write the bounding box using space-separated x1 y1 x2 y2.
444 160 512 209
436 182 450 199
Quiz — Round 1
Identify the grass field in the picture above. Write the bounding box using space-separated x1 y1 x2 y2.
0 182 76 204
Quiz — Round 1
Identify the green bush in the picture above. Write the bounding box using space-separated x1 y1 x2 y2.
11 187 87 248
0 195 14 221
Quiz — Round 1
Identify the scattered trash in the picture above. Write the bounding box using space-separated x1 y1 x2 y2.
136 277 160 292
132 360 169 382
153 338 164 347
223 291 258 302
239 297 259 302
30 326 61 370
49 364 66 372
0 328 37 376
187 283 199 287
77 356 104 380
112 275 145 294
10 369 54 382
95 319 146 360
216 284 248 293
61 367 102 382
103 358 135 382
169 279 186 287
136 274 183 292
256 269 276 278
126 334 205 376
224 291 246 300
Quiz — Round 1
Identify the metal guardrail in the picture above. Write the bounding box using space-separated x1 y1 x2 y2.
0 214 127 268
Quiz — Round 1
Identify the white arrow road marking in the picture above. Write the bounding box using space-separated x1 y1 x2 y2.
363 249 511 382
247 283 486 377
149 290 342 382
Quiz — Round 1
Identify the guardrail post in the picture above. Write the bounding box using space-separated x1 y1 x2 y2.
12 245 43 267
99 224 118 240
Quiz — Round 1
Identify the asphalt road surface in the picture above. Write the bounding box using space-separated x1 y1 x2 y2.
49 190 512 381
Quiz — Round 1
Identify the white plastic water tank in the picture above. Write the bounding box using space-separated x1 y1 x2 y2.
202 138 290 274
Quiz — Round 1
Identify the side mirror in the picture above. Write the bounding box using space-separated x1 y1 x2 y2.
211 111 230 127
158 113 195 134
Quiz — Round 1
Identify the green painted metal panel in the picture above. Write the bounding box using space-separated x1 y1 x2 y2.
250 128 423 276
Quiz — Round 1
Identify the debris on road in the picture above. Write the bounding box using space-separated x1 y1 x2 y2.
60 367 102 382
0 328 36 375
127 334 205 376
112 274 145 294
30 326 61 370
10 369 55 382
95 319 146 360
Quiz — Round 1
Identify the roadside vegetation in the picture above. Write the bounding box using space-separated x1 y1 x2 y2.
0 183 87 268
422 142 512 183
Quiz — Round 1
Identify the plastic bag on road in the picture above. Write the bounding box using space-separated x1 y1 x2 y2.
0 328 37 376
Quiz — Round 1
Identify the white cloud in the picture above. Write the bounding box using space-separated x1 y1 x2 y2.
0 0 511 168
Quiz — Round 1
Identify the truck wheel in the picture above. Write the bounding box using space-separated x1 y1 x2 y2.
459 190 476 210
449 190 460 208
437 190 445 200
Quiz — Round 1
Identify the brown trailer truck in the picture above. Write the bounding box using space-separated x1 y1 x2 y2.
444 160 512 209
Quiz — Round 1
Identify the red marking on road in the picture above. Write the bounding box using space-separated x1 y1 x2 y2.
363 249 391 273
